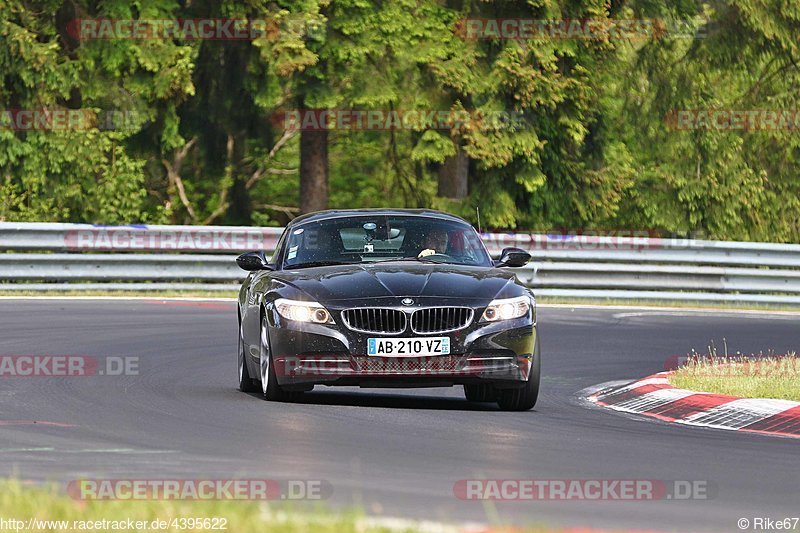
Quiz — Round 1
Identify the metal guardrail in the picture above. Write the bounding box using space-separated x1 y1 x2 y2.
0 222 283 252
1 222 799 304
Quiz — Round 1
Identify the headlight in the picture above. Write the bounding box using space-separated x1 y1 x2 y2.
480 295 531 322
274 298 334 324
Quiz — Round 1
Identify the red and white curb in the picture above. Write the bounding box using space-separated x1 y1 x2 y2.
588 372 800 438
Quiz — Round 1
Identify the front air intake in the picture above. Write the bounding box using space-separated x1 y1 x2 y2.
410 307 473 334
341 308 407 334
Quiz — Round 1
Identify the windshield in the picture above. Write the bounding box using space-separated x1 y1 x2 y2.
282 216 492 268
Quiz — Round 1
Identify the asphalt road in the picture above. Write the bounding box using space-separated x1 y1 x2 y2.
0 299 797 531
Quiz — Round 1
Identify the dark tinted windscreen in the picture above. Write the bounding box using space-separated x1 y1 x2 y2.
283 216 491 267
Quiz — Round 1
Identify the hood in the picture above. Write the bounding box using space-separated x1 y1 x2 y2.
274 263 520 304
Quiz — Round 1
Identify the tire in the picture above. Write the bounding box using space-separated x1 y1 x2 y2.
238 321 259 393
497 346 541 411
259 314 299 402
464 384 495 402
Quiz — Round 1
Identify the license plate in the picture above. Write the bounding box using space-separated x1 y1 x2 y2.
367 337 450 357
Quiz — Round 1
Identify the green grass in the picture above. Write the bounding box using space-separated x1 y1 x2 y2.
0 481 351 533
0 480 427 533
669 353 800 401
0 480 558 533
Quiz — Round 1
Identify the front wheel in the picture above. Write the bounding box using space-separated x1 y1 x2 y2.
497 349 541 411
259 314 299 402
238 322 259 393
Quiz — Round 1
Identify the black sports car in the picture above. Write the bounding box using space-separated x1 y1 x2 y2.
236 209 540 410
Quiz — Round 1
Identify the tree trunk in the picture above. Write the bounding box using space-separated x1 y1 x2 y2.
300 126 328 213
437 145 469 199
226 131 252 225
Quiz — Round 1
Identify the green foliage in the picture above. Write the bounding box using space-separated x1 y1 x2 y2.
0 0 194 223
608 1 800 240
0 0 798 241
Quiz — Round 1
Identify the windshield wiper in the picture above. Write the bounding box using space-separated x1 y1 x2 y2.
286 260 357 269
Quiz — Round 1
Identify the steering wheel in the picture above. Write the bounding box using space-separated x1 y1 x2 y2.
418 252 454 262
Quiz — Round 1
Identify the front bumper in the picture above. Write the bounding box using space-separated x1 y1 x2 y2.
266 317 537 388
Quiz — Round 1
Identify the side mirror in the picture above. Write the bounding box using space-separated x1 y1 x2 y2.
494 247 531 268
236 251 272 271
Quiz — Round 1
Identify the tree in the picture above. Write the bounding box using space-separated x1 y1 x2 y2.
609 0 800 241
0 0 194 223
2 0 799 242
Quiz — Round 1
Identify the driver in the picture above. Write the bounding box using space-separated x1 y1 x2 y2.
418 229 448 258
